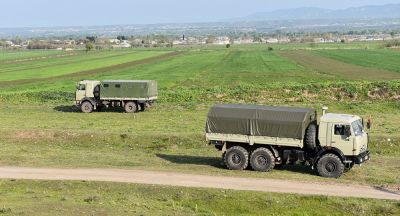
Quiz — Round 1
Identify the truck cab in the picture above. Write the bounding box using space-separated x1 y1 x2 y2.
75 80 100 104
318 113 369 165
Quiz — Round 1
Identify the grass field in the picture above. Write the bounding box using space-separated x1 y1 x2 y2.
0 50 171 81
316 49 400 73
0 50 70 62
0 42 399 214
1 180 398 216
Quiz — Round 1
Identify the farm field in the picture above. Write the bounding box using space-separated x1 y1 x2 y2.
1 42 400 213
0 50 172 81
316 49 400 73
0 50 71 62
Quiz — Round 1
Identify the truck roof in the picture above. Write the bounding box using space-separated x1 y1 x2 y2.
320 113 360 124
206 104 317 139
102 80 155 83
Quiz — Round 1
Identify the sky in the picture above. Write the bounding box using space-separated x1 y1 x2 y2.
1 0 400 28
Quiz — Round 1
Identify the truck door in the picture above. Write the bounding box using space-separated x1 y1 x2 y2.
76 83 86 101
330 124 353 156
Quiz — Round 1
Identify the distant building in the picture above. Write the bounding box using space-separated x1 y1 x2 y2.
233 38 253 44
266 38 279 44
213 36 230 45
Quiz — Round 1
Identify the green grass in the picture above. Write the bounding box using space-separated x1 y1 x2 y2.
0 180 398 216
0 44 399 211
0 50 69 62
0 102 399 187
0 50 170 81
234 41 387 51
316 49 400 73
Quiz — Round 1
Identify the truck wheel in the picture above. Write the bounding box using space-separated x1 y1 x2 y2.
304 123 317 150
81 101 93 113
224 146 249 170
250 148 275 172
125 101 138 113
317 153 344 178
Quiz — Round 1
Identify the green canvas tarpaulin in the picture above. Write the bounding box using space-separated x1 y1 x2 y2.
206 104 316 139
100 80 157 99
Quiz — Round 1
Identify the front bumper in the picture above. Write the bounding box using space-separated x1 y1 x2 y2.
354 151 370 164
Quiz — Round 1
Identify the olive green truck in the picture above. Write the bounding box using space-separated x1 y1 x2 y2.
75 80 157 113
206 104 370 178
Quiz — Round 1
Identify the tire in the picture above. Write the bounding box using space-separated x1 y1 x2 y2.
250 148 275 172
317 153 345 178
224 146 249 170
304 123 317 150
81 101 93 113
124 101 138 113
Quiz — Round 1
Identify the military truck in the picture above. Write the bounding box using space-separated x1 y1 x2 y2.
75 80 157 113
206 104 370 178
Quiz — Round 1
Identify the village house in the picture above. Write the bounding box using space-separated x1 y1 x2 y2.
213 36 230 45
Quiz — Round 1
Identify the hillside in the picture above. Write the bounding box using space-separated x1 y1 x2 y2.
239 4 400 21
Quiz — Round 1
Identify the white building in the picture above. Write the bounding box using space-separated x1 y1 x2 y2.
266 38 279 44
213 36 230 45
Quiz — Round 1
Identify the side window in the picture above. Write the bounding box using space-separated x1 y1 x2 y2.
115 84 121 88
78 84 85 91
104 84 109 88
334 125 351 136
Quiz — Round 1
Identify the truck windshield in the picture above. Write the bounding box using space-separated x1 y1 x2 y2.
351 120 363 136
77 84 85 91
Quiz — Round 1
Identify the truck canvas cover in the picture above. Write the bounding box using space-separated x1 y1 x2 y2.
206 104 316 139
100 80 157 99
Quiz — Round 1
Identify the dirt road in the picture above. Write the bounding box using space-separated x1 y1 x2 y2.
0 167 399 200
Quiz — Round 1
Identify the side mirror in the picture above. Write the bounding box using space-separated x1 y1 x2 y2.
367 116 373 130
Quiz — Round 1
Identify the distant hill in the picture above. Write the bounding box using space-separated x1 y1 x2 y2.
237 4 400 21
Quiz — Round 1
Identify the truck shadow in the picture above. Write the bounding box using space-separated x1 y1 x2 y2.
156 154 224 169
157 154 316 175
274 164 316 176
54 105 79 113
53 106 125 113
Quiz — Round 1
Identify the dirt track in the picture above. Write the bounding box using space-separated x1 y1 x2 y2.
0 167 399 200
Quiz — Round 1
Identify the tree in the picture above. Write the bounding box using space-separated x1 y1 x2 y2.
206 36 215 44
226 44 231 48
85 42 94 52
86 36 97 43
117 35 126 41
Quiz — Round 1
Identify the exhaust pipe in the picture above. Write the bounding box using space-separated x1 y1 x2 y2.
322 106 328 115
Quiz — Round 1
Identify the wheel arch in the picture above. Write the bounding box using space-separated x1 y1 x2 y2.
80 97 96 106
314 147 345 165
